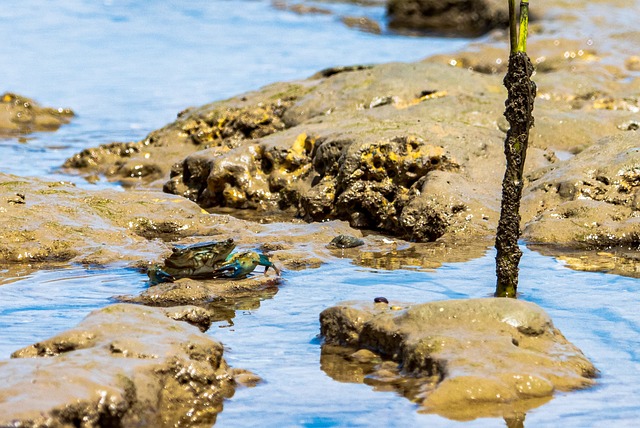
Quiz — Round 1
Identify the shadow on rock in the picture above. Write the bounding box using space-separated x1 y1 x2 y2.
319 298 596 421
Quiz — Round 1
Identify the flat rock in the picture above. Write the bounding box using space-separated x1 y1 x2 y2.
0 303 253 427
320 298 597 420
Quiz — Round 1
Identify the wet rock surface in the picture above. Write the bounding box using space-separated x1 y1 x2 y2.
0 303 250 427
320 298 597 420
0 173 230 265
2 0 638 423
522 133 640 249
0 92 74 138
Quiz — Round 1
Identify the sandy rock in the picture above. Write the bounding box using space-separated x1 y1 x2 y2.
320 298 596 420
63 84 306 188
386 0 509 37
0 303 251 427
0 92 73 138
144 61 527 242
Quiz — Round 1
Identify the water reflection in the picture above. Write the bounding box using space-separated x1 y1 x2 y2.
320 343 551 423
336 237 493 272
528 244 640 279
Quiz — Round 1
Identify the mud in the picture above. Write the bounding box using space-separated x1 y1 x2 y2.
0 92 74 138
0 303 252 427
320 298 596 420
522 133 639 249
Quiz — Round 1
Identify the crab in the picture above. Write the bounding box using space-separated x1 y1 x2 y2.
147 238 236 284
146 239 281 284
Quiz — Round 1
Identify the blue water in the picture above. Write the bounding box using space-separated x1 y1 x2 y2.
1 1 639 427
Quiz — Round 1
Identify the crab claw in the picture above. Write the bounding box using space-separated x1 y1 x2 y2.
147 265 175 286
258 254 281 276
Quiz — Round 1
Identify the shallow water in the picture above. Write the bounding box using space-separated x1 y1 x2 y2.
1 1 640 426
1 247 638 426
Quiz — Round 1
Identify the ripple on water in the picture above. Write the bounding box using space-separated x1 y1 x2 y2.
0 266 146 356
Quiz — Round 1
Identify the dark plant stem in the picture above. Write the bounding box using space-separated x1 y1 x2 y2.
495 0 535 298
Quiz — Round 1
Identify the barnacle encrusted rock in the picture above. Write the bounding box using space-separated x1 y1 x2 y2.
320 298 597 420
0 303 252 427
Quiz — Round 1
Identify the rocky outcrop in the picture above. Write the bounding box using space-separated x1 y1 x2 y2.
0 304 254 427
387 0 509 37
58 9 639 270
61 35 640 249
320 298 597 420
0 92 73 138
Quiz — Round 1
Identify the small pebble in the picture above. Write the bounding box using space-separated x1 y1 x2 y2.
374 297 389 304
329 234 364 248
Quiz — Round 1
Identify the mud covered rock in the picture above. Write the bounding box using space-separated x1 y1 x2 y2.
0 92 73 138
158 61 538 241
62 10 639 252
0 303 252 427
522 133 639 249
320 298 596 420
387 0 509 37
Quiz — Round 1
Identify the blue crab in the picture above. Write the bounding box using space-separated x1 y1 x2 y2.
147 238 236 284
147 239 280 284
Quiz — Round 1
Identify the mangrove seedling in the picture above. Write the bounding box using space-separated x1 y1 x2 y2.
495 0 536 298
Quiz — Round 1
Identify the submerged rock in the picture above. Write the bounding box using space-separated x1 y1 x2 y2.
0 92 73 138
320 298 597 420
0 303 253 426
329 234 365 248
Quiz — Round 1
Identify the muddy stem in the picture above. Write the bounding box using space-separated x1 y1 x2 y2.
495 1 536 298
